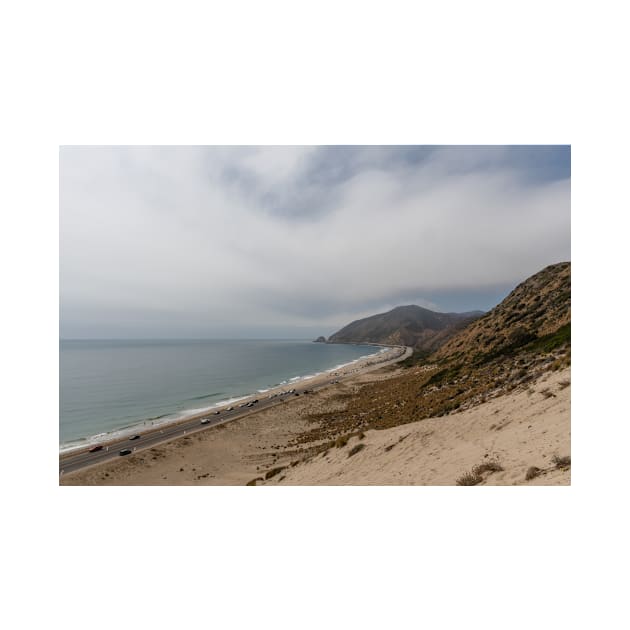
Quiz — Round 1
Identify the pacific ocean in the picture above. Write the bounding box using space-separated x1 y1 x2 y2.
59 339 383 450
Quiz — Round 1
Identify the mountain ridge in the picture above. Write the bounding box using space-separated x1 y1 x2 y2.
326 304 484 351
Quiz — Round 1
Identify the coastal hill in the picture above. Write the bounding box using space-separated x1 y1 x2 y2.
326 305 484 351
432 261 571 364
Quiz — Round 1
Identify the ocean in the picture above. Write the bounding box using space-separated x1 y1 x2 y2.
59 339 384 451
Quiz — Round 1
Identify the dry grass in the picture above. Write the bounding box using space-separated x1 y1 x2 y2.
456 471 483 486
265 466 286 480
348 443 366 458
334 435 350 448
552 454 571 468
472 460 503 475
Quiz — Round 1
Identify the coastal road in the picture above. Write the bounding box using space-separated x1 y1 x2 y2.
59 345 412 477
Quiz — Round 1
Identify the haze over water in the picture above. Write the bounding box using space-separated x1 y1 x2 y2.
59 339 381 450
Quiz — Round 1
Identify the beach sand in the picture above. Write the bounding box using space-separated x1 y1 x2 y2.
60 353 569 485
264 367 571 486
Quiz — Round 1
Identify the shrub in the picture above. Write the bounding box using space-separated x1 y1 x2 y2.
552 454 571 468
335 435 350 448
456 471 482 486
348 443 366 458
525 466 541 481
265 466 286 480
472 460 503 475
246 477 263 486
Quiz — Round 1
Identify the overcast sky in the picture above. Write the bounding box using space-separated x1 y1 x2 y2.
60 146 570 339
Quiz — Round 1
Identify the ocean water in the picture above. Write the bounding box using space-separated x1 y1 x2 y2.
59 339 383 451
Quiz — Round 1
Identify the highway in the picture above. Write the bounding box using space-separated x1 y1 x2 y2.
59 345 412 477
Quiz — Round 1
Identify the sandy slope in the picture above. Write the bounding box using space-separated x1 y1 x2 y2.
262 367 571 486
61 365 569 486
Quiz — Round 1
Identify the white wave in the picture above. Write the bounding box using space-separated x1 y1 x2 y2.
60 345 399 453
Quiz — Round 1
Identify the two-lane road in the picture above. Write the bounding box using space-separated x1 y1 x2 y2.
59 345 412 477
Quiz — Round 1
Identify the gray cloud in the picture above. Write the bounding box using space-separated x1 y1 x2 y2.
60 146 570 338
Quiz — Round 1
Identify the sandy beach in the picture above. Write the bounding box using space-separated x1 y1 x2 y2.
60 351 569 486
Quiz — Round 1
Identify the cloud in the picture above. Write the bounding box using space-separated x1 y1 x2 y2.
59 146 570 338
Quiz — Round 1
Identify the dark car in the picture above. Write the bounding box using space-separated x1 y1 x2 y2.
119 448 132 456
129 435 141 441
88 445 103 453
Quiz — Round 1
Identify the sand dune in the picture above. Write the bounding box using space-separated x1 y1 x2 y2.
261 367 571 486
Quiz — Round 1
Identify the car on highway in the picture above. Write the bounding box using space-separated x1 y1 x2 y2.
227 406 234 411
200 418 211 424
119 448 132 456
88 445 103 453
129 435 141 440
214 410 221 415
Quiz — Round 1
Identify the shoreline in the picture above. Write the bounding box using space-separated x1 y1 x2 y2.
60 355 569 486
60 344 409 460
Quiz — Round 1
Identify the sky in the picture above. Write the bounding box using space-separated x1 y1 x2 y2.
59 146 571 339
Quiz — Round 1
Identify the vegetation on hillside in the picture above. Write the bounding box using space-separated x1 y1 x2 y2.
278 262 571 460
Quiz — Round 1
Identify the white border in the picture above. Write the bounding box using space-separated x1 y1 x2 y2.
3 1 627 629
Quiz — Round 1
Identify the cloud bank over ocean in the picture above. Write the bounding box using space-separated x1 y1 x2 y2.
60 146 570 338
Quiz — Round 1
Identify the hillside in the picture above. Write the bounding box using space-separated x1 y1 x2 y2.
261 366 571 486
327 304 483 351
432 262 571 364
278 261 571 452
